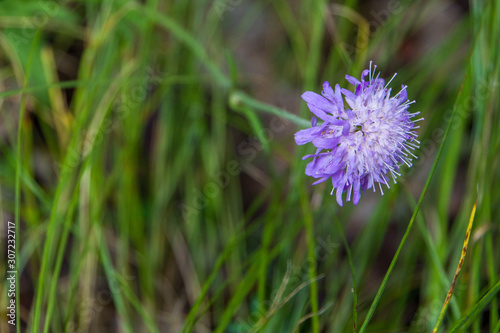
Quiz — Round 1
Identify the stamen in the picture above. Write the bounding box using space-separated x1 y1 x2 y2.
400 100 416 107
404 148 418 159
378 182 384 195
400 155 412 167
406 141 420 149
382 174 390 188
369 61 372 82
385 73 397 89
395 85 408 97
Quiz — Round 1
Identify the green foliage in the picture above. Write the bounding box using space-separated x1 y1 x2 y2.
0 0 499 332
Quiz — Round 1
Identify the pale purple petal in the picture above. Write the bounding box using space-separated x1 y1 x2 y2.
302 92 335 118
311 116 318 127
336 184 344 206
312 136 340 149
353 178 361 205
294 126 324 145
345 75 360 87
398 85 408 104
322 81 336 101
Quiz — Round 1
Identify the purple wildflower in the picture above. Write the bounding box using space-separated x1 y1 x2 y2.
295 62 422 206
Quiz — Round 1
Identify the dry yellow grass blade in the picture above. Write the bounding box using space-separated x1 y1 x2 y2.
432 199 478 333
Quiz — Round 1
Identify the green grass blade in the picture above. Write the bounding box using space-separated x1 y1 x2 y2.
230 91 311 128
98 236 134 333
358 65 472 333
448 279 500 333
16 30 41 333
334 216 358 332
300 189 319 333
432 200 477 332
137 5 231 89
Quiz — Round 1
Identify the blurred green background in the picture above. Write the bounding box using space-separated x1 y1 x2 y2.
0 0 499 332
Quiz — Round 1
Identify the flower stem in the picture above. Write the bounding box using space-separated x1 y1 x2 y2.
230 91 311 128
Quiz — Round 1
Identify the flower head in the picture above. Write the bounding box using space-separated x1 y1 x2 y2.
295 62 422 206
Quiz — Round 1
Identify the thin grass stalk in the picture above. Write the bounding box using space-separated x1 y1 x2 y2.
18 30 40 333
432 200 477 332
448 280 500 333
334 216 358 332
300 189 319 333
358 65 471 333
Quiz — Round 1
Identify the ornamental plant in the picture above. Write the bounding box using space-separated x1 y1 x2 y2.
295 63 422 206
